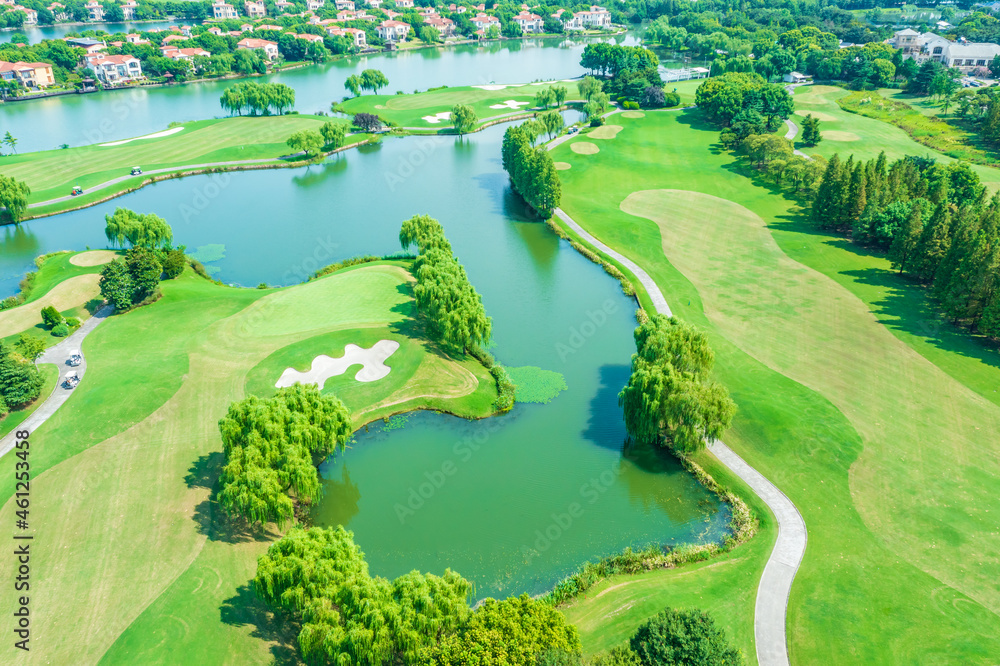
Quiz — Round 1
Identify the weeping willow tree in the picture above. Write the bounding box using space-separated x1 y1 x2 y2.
254 526 472 665
619 315 736 454
104 207 173 249
217 383 352 527
399 215 491 352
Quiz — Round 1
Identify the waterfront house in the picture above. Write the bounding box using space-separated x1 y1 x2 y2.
121 0 137 20
377 19 410 41
212 0 238 19
85 0 103 21
0 61 54 88
82 53 143 84
513 10 542 33
236 37 279 59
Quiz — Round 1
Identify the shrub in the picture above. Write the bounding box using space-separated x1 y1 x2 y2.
663 92 681 107
590 116 606 127
160 248 186 279
40 305 63 329
65 317 80 328
51 323 70 337
591 646 642 666
623 100 640 110
630 608 743 666
491 365 516 412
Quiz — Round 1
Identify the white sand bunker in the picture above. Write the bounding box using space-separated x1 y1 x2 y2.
100 127 184 146
571 141 599 154
276 340 400 388
621 110 645 118
589 124 622 139
422 111 453 124
70 250 117 266
823 130 860 142
490 99 530 110
554 162 572 170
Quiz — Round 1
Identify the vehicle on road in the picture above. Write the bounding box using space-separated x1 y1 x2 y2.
67 350 82 367
70 185 83 196
63 371 80 389
130 166 142 175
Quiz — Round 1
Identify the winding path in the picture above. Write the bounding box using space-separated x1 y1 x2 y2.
783 119 810 159
553 207 807 666
0 305 114 458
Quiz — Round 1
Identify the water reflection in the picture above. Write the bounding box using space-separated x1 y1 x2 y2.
582 364 631 451
315 464 362 528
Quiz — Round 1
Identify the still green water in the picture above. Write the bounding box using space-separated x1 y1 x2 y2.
1 94 729 602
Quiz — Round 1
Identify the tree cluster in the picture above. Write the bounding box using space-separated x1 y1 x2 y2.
219 81 295 116
695 73 794 129
0 341 43 416
579 43 665 107
99 208 183 310
399 215 492 352
0 173 30 223
104 207 172 249
218 383 352 527
591 607 743 666
255 526 580 665
811 152 1000 338
501 123 561 217
619 314 737 454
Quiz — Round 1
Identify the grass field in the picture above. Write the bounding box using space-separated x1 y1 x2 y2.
0 250 112 348
0 260 497 664
338 81 585 130
791 85 1000 188
550 108 1000 663
0 115 346 205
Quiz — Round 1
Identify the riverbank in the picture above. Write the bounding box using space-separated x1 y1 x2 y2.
548 104 1000 662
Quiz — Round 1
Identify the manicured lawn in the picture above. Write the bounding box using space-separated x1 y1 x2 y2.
790 85 1000 187
0 260 496 665
338 82 584 130
550 109 1000 663
0 363 58 438
0 115 345 204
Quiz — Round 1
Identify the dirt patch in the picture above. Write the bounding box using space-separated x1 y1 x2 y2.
571 142 600 155
70 250 118 267
588 124 623 139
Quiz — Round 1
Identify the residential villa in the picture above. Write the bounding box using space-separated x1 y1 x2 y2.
212 0 238 19
240 22 253 31
82 53 143 84
366 0 381 7
274 0 294 11
395 0 413 7
306 0 323 10
424 15 455 37
11 4 37 23
447 3 466 13
258 23 283 30
377 19 410 41
162 46 211 60
121 0 137 20
0 60 54 88
887 29 1000 72
576 5 611 28
236 37 279 59
327 26 366 47
66 37 106 54
162 34 188 44
245 0 265 17
47 2 67 20
335 0 354 9
85 0 103 21
470 13 499 32
206 26 225 35
293 32 324 43
513 10 543 33
125 33 147 44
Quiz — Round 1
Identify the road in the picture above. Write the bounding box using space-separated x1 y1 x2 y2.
552 205 807 666
0 305 114 458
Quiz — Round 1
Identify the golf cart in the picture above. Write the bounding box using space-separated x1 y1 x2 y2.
67 350 82 367
130 166 142 175
70 185 83 196
63 371 80 389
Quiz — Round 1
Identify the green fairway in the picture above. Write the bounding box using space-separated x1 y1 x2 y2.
790 85 1000 188
0 260 497 665
0 115 346 205
338 81 584 130
550 109 1000 663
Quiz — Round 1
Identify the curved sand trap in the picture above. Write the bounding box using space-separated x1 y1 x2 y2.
489 99 530 110
554 162 572 170
99 127 184 146
70 250 117 267
621 111 645 118
798 111 836 122
823 130 860 141
589 124 622 139
276 340 400 388
570 141 599 154
422 111 453 124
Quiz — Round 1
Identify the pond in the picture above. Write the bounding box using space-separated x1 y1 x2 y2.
0 119 730 598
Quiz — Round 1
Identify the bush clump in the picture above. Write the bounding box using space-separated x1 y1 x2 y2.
51 323 70 337
630 608 744 666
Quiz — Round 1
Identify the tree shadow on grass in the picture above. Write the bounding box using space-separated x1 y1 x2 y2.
186 453 282 545
220 583 303 666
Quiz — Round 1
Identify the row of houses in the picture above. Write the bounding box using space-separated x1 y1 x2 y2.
888 28 1000 73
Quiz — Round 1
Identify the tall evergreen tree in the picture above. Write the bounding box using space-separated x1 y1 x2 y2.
890 202 924 274
911 201 952 282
